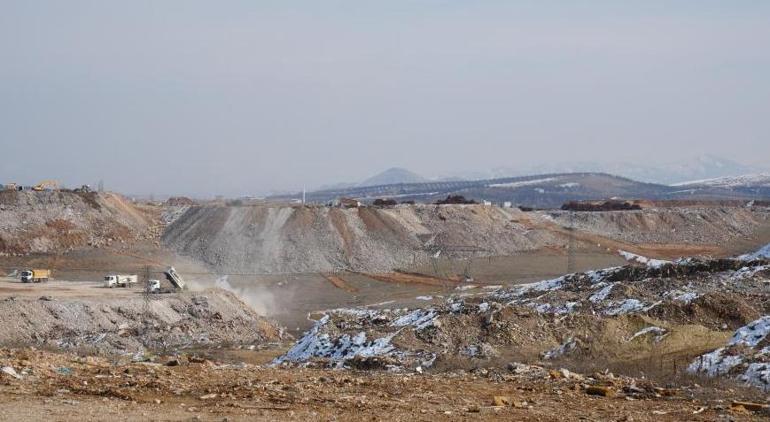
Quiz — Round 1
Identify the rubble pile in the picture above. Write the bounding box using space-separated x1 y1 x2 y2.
0 190 159 255
0 289 285 356
549 207 770 246
689 316 770 389
276 249 770 388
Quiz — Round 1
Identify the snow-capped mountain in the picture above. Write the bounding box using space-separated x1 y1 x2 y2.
673 173 770 188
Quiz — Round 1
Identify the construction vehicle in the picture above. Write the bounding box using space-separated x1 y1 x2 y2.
20 269 51 283
164 267 186 290
32 180 59 191
146 279 161 293
4 183 20 191
104 274 138 288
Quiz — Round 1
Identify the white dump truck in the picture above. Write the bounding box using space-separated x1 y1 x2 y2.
146 279 161 293
104 274 138 288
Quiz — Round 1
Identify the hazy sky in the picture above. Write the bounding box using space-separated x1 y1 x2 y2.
2 1 769 196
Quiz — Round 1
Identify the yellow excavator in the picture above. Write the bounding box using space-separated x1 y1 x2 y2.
32 180 60 191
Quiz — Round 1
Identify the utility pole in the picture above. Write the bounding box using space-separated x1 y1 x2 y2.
567 211 576 274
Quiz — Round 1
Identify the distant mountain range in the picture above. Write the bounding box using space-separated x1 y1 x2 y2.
269 171 770 208
478 155 762 186
673 173 770 188
317 156 763 193
359 167 428 187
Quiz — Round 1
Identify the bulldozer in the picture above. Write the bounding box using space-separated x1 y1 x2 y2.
32 180 60 191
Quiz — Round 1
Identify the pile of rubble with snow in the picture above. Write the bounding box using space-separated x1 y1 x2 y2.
275 246 770 372
689 316 770 389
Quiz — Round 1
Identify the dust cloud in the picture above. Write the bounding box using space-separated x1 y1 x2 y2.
214 275 278 317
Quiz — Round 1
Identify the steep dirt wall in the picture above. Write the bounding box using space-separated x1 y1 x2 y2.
0 191 159 255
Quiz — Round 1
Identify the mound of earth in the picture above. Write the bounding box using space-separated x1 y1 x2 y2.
162 204 562 274
275 253 770 390
162 203 770 274
0 190 160 255
548 207 770 246
0 289 285 356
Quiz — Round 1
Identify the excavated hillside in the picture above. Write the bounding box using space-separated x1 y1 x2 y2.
162 204 770 274
161 205 562 274
0 190 160 255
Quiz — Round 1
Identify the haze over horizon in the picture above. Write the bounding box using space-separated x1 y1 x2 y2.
2 1 769 197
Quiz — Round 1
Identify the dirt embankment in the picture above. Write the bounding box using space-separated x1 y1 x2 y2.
548 207 770 249
162 204 770 274
161 205 564 274
0 288 284 355
0 191 161 255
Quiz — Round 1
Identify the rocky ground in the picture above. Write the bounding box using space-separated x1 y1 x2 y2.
1 348 768 421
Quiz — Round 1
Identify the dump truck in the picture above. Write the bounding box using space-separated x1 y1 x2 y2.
104 274 138 288
163 267 186 290
146 279 161 293
20 269 51 283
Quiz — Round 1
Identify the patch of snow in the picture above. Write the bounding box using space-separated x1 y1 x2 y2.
455 285 477 291
629 326 667 342
558 182 580 188
488 177 557 189
731 265 770 280
739 243 770 261
528 301 579 315
513 276 564 296
543 338 576 360
618 250 671 269
478 302 489 313
673 292 699 304
415 296 433 301
391 309 437 330
688 348 742 377
740 363 770 388
589 283 614 303
604 299 647 316
728 316 770 347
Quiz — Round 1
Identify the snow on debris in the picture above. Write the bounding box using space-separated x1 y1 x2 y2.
739 243 770 261
415 296 433 301
589 283 614 303
274 307 440 368
618 250 671 269
604 299 648 316
689 316 770 388
391 309 438 330
728 316 770 347
629 327 667 342
542 338 576 360
671 291 698 304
